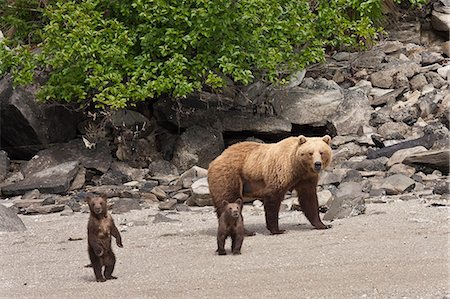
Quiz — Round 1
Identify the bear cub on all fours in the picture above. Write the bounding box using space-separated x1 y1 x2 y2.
86 194 123 282
217 199 245 255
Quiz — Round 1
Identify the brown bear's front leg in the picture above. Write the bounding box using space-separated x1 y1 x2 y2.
217 233 227 255
296 181 330 229
231 232 244 255
264 198 285 234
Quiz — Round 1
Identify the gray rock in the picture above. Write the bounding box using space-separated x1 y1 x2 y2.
420 52 444 65
433 180 449 194
23 204 66 215
150 186 167 201
317 190 333 207
370 62 420 88
219 113 292 133
148 160 179 177
377 122 411 139
158 199 178 210
378 41 405 54
431 1 450 32
380 174 416 195
387 163 417 177
424 72 446 89
370 87 406 106
341 158 387 172
323 182 367 221
0 204 26 232
152 213 180 223
437 65 450 79
2 161 80 196
110 110 150 132
332 52 358 61
272 78 344 126
0 150 9 182
403 149 450 174
110 198 141 214
22 139 112 175
387 146 428 167
409 74 428 91
331 89 373 135
172 125 223 173
188 177 212 206
180 166 208 189
0 75 80 160
351 50 386 69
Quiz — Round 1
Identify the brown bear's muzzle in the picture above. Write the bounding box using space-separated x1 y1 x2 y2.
314 161 322 172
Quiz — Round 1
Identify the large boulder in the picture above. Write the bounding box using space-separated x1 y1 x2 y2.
431 0 450 32
153 92 291 135
171 125 224 173
0 75 81 159
272 78 344 126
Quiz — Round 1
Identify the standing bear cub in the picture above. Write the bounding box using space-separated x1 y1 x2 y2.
217 198 244 255
208 135 332 235
86 194 123 282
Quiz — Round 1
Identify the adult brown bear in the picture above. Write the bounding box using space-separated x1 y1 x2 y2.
208 135 332 235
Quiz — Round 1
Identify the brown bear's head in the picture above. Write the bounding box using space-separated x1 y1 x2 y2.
297 135 332 173
86 194 108 217
221 199 242 219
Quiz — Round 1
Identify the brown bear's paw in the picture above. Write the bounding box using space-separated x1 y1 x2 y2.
232 251 241 255
96 277 106 282
105 275 117 280
269 229 286 235
244 228 256 237
314 223 332 229
217 250 227 255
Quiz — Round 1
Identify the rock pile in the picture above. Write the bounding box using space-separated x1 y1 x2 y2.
1 24 449 230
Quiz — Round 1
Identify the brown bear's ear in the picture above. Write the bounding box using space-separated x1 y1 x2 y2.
235 198 243 206
298 135 307 145
85 196 92 204
220 200 229 208
322 135 331 145
100 193 108 201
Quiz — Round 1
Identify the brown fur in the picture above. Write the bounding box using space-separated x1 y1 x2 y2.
87 194 123 282
217 199 244 255
208 135 332 234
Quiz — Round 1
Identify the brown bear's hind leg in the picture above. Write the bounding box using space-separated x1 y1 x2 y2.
88 246 105 282
103 252 117 280
296 183 331 229
263 198 285 234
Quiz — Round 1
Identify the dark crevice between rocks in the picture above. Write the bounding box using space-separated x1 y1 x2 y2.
223 122 336 147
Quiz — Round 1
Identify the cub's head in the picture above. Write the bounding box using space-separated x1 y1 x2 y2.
86 194 108 216
297 135 332 173
221 199 242 219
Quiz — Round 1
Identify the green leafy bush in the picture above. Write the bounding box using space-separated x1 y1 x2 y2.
0 0 427 109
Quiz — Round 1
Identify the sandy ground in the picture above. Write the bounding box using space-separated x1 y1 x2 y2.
0 199 449 299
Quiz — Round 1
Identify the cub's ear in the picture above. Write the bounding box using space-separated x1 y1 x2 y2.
322 135 331 145
235 198 243 206
220 200 229 208
298 135 307 145
85 196 92 204
100 193 108 201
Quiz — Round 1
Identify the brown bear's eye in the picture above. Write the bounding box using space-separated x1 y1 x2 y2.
309 152 313 156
